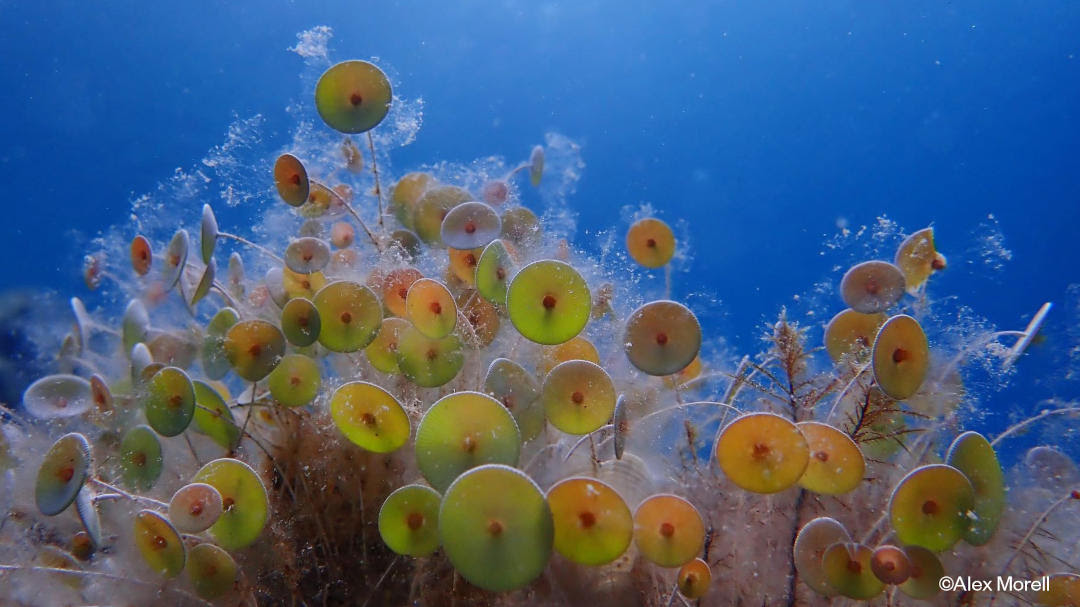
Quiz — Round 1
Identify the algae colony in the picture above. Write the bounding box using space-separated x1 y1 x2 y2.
0 25 1078 607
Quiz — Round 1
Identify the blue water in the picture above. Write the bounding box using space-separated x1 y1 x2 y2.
1 2 1077 438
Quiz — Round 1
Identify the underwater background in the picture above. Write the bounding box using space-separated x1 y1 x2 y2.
1 1 1079 605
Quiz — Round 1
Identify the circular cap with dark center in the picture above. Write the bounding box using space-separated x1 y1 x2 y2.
315 60 392 134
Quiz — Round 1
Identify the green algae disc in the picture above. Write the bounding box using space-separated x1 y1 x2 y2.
224 319 286 382
378 483 442 557
390 172 433 229
529 146 544 187
145 366 196 437
187 543 238 600
547 476 632 566
946 430 1005 546
821 542 885 600
268 353 321 407
120 424 163 491
313 280 383 353
475 239 516 306
365 316 409 374
872 314 929 400
36 432 91 516
796 421 865 495
439 464 553 592
133 509 185 578
633 493 705 568
897 545 944 600
395 326 464 388
192 380 240 451
507 259 591 345
23 374 92 419
541 359 616 435
280 297 321 347
169 482 223 534
624 300 701 376
415 391 520 492
315 60 392 134
793 516 851 597
483 357 544 442
192 458 269 550
330 381 410 453
888 464 974 552
715 412 809 494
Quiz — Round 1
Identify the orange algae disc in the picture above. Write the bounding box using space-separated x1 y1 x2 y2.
677 558 712 599
330 381 410 454
796 421 865 495
624 300 701 376
381 267 423 317
840 260 906 314
547 476 632 566
869 544 911 585
540 335 600 375
441 201 502 250
824 308 886 363
541 360 616 435
192 458 269 550
945 430 1005 546
507 260 591 345
448 246 482 287
793 516 851 597
378 484 441 557
315 60 392 134
224 320 286 382
888 464 974 552
897 545 944 600
414 391 520 492
715 412 809 494
313 280 382 353
439 464 553 592
895 227 945 295
456 289 499 348
390 172 433 229
133 509 185 578
405 278 457 339
130 235 152 275
274 153 310 206
1036 573 1080 607
633 494 704 568
821 542 885 600
872 314 929 400
626 217 676 268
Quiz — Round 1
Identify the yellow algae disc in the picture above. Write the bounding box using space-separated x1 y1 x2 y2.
365 316 410 374
626 218 676 268
840 260 906 314
824 308 886 363
869 544 911 585
192 458 269 550
540 335 600 375
224 319 286 382
415 391 521 492
501 206 542 247
187 543 238 600
897 545 945 600
822 542 885 600
313 280 383 353
715 412 809 494
390 172 434 229
624 300 701 376
677 558 712 599
888 464 974 552
395 326 464 388
895 227 945 295
633 494 705 568
448 247 482 286
475 239 516 305
547 476 633 566
274 153 309 206
796 421 865 495
439 464 553 592
541 360 616 435
315 60 392 134
330 381 410 454
872 314 929 400
378 484 442 557
945 431 1005 546
133 509 185 578
267 353 321 407
405 278 457 339
793 516 851 597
